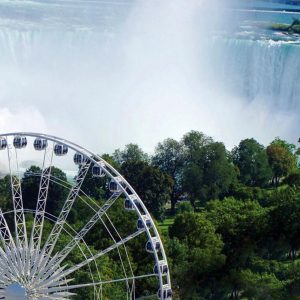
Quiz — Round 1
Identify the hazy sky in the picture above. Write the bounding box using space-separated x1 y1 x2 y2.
0 0 298 155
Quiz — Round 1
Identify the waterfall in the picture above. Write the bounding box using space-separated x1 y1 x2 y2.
212 37 300 111
0 0 298 150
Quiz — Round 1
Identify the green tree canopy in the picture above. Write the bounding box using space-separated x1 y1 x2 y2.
113 143 149 166
169 212 225 299
232 138 272 187
22 165 68 216
121 161 173 220
267 138 297 186
152 138 185 212
183 141 237 206
205 197 268 265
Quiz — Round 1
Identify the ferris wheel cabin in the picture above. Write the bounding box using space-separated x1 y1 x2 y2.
154 260 169 275
13 136 27 149
137 216 152 230
92 163 106 177
158 285 173 300
33 138 48 150
0 138 7 150
146 237 161 253
73 152 88 165
54 143 68 156
109 177 122 193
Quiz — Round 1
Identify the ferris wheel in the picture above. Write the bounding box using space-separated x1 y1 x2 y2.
0 132 172 300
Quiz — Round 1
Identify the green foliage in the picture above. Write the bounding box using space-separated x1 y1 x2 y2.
22 165 68 216
113 143 149 166
267 139 297 186
183 139 237 206
229 183 267 202
206 198 268 263
121 160 174 220
152 138 185 211
0 175 13 211
232 138 272 187
168 213 225 299
80 164 106 200
283 171 300 187
176 201 194 214
237 269 285 299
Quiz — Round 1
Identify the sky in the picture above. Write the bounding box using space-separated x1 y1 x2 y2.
0 0 299 155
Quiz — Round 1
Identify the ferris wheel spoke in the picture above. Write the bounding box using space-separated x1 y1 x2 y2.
31 160 92 278
0 209 24 278
46 273 156 293
35 229 145 290
41 191 122 275
34 223 102 298
103 212 135 296
0 257 15 283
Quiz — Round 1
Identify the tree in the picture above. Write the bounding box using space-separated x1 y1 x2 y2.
268 187 300 260
169 213 225 299
121 161 173 220
113 143 149 166
101 153 120 170
152 138 185 212
267 138 297 186
80 164 106 200
205 197 268 266
182 130 213 162
22 165 68 216
183 141 237 206
232 138 272 187
0 175 13 211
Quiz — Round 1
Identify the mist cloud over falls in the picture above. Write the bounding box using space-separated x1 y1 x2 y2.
0 0 298 153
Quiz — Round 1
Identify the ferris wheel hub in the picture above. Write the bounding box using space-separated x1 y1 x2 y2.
4 282 27 300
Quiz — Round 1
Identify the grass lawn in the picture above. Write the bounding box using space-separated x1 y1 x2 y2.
158 217 175 235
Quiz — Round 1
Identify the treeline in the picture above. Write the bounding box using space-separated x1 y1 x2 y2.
105 130 300 299
105 131 299 219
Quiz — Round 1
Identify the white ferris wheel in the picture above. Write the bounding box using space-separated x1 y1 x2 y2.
0 132 172 300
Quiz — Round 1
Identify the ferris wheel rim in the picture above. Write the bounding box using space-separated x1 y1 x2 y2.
0 132 172 300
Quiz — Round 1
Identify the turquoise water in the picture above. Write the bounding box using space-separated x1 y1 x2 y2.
224 0 300 42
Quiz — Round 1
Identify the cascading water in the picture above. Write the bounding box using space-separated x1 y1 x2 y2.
212 37 300 110
0 0 299 150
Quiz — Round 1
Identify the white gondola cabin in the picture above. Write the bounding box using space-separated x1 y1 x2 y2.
124 197 134 211
109 177 122 193
13 136 27 149
124 195 140 211
146 237 161 253
137 216 152 230
157 285 172 299
54 143 68 156
92 163 106 177
0 138 7 150
154 261 169 275
73 152 87 165
33 138 48 150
